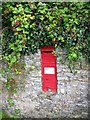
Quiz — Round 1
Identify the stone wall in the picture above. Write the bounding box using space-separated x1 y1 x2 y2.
2 49 89 119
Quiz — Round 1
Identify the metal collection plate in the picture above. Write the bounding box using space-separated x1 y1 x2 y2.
44 67 55 74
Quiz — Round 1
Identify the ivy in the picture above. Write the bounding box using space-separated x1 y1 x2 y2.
1 2 90 73
1 2 90 77
1 3 90 79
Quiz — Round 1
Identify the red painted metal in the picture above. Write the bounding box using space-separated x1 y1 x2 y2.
41 46 57 92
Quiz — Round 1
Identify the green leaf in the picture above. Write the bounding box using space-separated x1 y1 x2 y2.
15 109 21 115
24 7 30 13
71 52 77 59
39 16 44 21
24 25 29 29
49 16 53 22
74 19 78 24
85 10 88 13
5 56 9 61
7 97 12 102
18 6 22 13
6 85 11 90
16 53 20 58
13 89 17 93
7 76 12 82
50 34 54 38
72 15 76 19
10 101 14 107
64 7 68 12
13 7 18 14
9 44 15 50
8 55 12 59
64 17 68 22
11 56 17 63
16 27 23 31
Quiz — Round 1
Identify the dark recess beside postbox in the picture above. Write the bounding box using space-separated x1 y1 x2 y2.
41 46 57 92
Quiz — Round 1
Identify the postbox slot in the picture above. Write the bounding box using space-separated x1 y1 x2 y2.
43 51 53 53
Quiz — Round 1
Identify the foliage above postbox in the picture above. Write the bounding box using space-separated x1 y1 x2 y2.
2 2 90 65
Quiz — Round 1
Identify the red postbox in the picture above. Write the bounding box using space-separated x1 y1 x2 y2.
41 46 57 92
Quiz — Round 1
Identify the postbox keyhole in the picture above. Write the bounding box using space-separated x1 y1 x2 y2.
46 78 48 81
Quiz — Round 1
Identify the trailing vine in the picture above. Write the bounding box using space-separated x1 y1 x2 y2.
2 2 90 64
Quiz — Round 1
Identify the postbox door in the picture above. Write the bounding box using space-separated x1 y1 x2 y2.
41 46 57 92
42 62 57 92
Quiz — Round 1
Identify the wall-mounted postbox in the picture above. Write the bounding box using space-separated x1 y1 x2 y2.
41 46 57 92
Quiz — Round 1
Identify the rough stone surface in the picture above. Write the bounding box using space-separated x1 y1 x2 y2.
1 49 89 118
